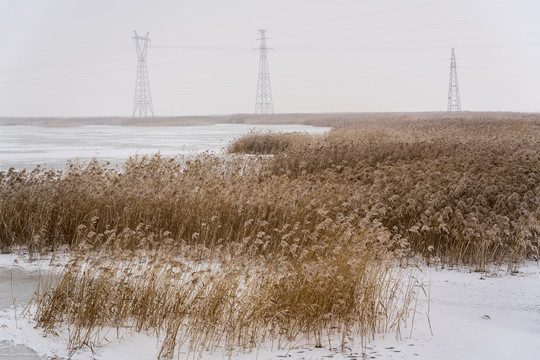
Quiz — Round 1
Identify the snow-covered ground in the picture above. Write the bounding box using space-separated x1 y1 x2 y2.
1 254 538 360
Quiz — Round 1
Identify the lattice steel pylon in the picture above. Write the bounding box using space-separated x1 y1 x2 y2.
255 29 274 114
132 31 154 118
447 48 461 112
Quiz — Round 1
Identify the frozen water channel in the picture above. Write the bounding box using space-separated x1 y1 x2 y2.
0 257 47 360
0 124 330 171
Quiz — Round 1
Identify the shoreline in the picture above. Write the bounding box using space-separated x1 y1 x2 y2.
2 111 539 128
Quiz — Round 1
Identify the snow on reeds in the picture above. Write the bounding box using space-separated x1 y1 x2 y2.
29 230 419 358
229 117 540 270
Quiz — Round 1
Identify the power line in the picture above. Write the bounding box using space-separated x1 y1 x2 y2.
269 2 540 46
0 66 134 84
153 46 247 51
0 47 132 74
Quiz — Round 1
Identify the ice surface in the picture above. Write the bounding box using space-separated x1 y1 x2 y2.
0 124 330 171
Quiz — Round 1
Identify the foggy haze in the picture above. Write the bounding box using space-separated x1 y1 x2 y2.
0 0 539 116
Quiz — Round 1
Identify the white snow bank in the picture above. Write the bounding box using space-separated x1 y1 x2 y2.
364 262 540 360
0 253 67 273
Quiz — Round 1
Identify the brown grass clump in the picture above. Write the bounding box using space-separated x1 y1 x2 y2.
227 130 314 154
30 218 417 358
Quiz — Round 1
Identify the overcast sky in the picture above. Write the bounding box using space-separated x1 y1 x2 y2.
0 0 539 117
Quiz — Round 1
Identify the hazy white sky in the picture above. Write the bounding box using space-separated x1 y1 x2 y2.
0 0 539 116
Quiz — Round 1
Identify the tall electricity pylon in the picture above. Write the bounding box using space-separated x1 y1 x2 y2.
255 29 274 114
447 48 461 112
132 31 154 118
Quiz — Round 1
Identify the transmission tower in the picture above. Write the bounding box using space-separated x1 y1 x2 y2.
447 48 461 112
255 29 274 114
132 31 154 118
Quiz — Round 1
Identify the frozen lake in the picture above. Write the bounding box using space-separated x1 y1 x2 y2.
0 124 330 171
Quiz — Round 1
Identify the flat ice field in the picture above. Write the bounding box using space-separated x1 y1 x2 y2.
0 124 330 171
1 256 539 360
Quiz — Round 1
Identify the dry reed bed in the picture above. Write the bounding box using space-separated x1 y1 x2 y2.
30 229 419 358
2 153 418 357
229 118 540 269
1 116 538 266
